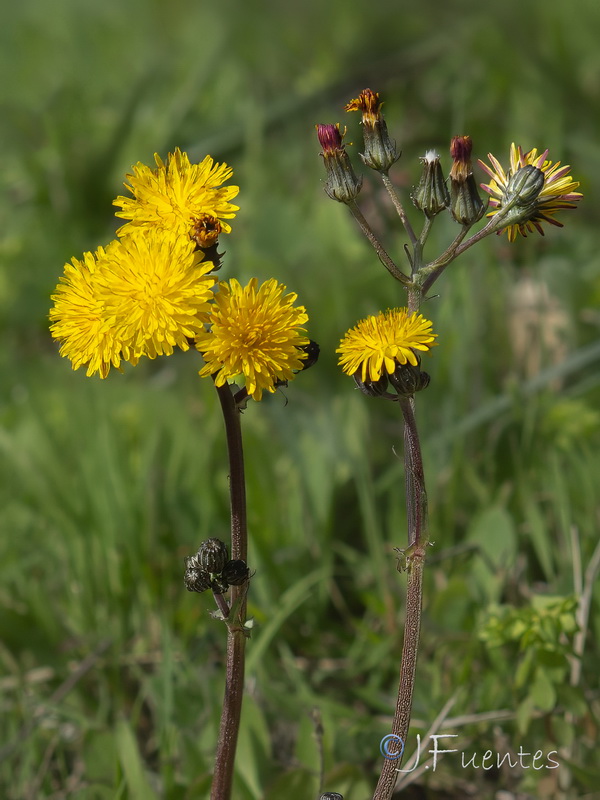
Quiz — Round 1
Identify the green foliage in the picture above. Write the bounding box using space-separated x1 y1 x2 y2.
2 0 600 798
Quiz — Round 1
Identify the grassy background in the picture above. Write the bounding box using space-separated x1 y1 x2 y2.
1 0 600 798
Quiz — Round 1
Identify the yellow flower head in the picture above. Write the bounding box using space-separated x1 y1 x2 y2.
50 245 123 378
337 308 437 383
196 278 309 401
99 229 216 361
479 143 582 242
113 148 239 239
50 230 216 377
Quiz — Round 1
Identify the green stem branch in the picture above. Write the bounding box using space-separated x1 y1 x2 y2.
347 201 410 285
381 171 418 247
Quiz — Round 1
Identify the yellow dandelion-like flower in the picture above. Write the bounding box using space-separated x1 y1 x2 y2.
50 231 216 377
196 278 309 401
50 245 124 378
337 308 437 383
479 143 582 242
113 148 239 239
99 229 216 361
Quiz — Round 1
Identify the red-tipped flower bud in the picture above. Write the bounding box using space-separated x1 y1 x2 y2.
449 135 485 225
316 123 362 203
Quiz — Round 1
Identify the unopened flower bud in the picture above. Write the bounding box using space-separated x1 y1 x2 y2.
388 359 430 396
353 372 391 398
222 559 250 586
316 123 362 203
197 538 229 573
411 150 450 217
449 136 485 225
345 89 400 173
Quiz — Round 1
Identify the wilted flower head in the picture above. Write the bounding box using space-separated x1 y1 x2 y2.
196 278 310 401
479 143 583 241
114 148 239 240
337 308 437 384
345 88 400 172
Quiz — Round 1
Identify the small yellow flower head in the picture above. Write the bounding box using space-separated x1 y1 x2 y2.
196 278 310 401
49 245 123 378
50 230 216 377
113 148 239 239
337 308 437 383
479 143 583 241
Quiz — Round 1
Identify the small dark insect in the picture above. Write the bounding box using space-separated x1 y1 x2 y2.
297 339 320 372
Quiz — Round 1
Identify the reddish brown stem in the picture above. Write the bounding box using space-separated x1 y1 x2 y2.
211 382 248 800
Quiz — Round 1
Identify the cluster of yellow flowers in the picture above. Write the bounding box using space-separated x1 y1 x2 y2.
51 130 582 395
50 150 309 400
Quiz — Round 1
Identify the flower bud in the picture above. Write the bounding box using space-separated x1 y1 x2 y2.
316 123 362 203
388 359 430 396
449 136 485 225
411 150 450 217
196 538 229 573
353 372 392 398
222 559 250 586
345 89 400 173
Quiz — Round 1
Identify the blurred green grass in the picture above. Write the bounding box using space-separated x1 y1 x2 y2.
2 0 600 797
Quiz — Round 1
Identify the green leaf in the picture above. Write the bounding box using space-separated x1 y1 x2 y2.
530 667 557 711
115 719 160 800
467 505 517 601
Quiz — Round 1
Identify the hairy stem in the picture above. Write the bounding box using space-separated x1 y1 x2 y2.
211 382 248 800
373 397 429 800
